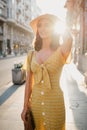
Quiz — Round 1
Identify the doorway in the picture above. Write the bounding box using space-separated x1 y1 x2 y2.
0 41 2 55
7 39 11 54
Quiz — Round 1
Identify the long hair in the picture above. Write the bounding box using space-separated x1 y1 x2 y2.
34 31 60 51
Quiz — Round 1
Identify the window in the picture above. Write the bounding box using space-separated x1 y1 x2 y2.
0 8 3 15
0 26 3 34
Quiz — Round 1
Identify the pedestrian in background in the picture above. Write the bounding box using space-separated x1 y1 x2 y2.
21 14 72 130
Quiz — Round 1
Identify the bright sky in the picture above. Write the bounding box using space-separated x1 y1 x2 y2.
36 0 67 21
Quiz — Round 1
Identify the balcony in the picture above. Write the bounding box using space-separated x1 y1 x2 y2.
1 0 7 3
0 13 7 21
7 17 16 25
7 8 16 25
1 0 7 6
16 0 21 4
0 13 7 18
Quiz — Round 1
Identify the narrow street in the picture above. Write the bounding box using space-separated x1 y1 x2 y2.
0 62 87 130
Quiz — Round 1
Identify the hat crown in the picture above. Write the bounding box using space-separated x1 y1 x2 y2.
30 14 60 34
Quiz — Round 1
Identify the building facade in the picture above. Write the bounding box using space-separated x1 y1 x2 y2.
0 0 41 56
65 0 87 73
0 0 7 56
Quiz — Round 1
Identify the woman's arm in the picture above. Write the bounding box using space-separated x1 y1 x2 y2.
23 71 33 109
21 70 33 122
60 29 73 60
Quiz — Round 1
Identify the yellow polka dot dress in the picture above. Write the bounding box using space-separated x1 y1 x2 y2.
24 48 66 130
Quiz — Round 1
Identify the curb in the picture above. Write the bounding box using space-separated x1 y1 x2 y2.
0 54 26 60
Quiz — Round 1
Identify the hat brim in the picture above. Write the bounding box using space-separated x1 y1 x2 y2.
30 14 60 34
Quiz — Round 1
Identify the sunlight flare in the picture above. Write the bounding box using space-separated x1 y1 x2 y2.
54 21 66 34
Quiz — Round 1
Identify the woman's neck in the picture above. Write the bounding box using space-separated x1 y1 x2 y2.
42 38 51 50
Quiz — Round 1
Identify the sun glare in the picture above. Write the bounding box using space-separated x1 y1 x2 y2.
36 0 67 35
54 21 66 35
36 0 67 21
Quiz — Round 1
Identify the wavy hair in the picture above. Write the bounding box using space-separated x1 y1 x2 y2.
33 31 60 51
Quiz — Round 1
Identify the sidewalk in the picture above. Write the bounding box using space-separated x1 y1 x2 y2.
0 63 87 130
61 63 87 130
0 82 24 130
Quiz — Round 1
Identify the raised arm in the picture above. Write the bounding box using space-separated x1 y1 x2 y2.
60 29 73 60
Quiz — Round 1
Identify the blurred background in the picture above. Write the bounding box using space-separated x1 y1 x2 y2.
0 0 87 130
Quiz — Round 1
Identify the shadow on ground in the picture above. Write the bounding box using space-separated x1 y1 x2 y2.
0 84 21 105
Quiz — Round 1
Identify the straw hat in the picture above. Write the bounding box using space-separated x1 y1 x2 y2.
30 14 60 34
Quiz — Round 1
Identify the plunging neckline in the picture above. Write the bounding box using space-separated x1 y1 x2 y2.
34 48 59 66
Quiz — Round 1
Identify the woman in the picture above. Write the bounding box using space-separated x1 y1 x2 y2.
21 14 72 130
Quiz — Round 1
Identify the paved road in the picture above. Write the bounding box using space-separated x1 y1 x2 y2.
0 62 87 130
0 55 26 88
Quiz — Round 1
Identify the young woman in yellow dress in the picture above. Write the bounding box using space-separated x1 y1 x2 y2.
21 14 72 130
